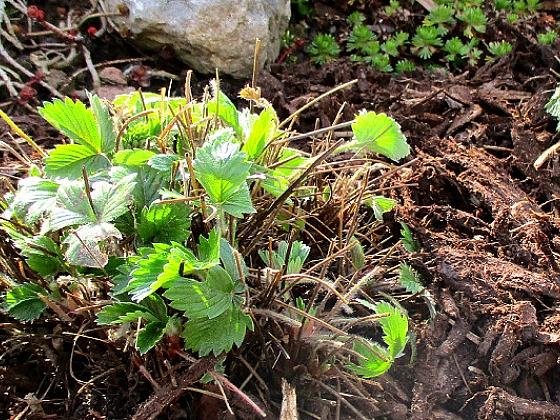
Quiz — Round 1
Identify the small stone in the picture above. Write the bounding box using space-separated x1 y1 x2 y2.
99 66 128 86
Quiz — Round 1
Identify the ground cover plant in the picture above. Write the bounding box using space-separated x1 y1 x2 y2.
0 72 420 417
296 0 558 73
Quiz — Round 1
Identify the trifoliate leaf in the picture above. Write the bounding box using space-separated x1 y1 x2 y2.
375 301 409 359
49 174 136 231
164 265 244 319
193 139 255 217
349 340 392 378
137 203 191 244
39 97 102 152
2 283 49 321
398 262 424 294
181 305 253 356
337 111 410 161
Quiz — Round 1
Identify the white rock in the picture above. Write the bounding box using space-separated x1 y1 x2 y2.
106 0 291 78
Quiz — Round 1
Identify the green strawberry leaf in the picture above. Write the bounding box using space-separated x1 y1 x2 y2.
2 283 49 321
181 305 253 356
336 111 410 161
39 97 102 152
63 222 122 267
375 301 409 358
15 235 64 276
44 144 111 179
207 87 242 139
193 139 255 218
242 107 277 160
9 177 59 223
164 265 244 319
96 302 160 324
137 320 167 354
349 340 392 378
137 203 191 244
87 92 117 152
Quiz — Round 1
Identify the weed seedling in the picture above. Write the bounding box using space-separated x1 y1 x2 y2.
308 33 341 64
411 26 443 59
381 32 409 57
347 11 366 26
538 30 557 45
486 41 513 61
385 0 402 17
347 24 377 53
395 59 416 73
457 7 488 38
423 5 456 35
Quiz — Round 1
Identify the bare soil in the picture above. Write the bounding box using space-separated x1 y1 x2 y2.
3 1 560 419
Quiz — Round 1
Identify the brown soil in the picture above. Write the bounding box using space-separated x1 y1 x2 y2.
3 1 560 419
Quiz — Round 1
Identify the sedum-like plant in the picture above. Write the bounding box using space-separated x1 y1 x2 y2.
346 11 366 26
443 36 468 64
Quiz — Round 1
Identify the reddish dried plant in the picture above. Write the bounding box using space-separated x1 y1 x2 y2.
27 5 45 21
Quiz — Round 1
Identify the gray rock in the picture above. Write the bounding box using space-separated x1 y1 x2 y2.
106 0 291 78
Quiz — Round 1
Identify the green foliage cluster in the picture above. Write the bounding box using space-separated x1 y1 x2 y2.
1 79 414 390
303 0 555 73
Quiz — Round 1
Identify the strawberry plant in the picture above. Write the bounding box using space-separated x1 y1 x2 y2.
1 77 414 416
